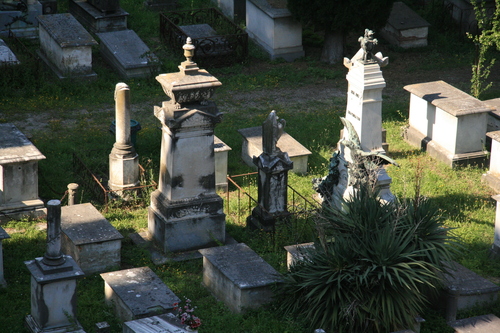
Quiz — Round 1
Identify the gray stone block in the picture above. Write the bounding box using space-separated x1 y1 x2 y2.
69 0 128 34
448 314 500 333
123 313 191 333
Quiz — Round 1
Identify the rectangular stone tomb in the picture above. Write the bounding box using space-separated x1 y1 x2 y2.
403 80 492 167
0 123 46 220
284 242 314 270
123 313 191 333
38 13 98 79
238 126 311 174
100 267 180 322
214 136 231 192
0 39 20 65
199 243 283 313
97 29 159 79
179 24 229 57
0 2 42 39
449 314 500 333
61 203 123 274
380 2 430 49
69 0 128 34
0 226 10 287
482 131 500 192
443 261 500 319
485 98 500 135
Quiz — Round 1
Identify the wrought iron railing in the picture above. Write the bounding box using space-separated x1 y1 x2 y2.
159 7 248 67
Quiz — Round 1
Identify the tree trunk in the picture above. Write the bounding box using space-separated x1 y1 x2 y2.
321 30 344 64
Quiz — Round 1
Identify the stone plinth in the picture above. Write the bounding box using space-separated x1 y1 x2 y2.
238 127 311 174
0 227 10 287
0 124 46 220
100 267 180 322
37 13 98 79
404 80 492 167
25 256 85 333
123 313 191 333
245 0 304 61
61 203 123 274
284 242 314 270
449 314 500 333
380 2 430 49
482 132 500 192
199 243 283 313
69 0 128 33
97 30 159 79
0 39 20 65
214 136 231 192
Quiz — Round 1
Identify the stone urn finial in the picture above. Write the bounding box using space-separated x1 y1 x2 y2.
183 37 195 64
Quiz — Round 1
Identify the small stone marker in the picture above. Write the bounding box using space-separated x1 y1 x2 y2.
123 313 191 333
448 314 500 333
199 243 283 313
100 267 180 322
61 203 124 274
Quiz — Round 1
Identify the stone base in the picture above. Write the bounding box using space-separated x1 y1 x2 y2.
246 205 290 231
482 172 500 193
97 29 159 79
25 314 86 333
69 0 128 33
199 243 282 313
404 125 488 167
148 191 226 253
448 314 500 332
0 199 46 222
37 49 97 80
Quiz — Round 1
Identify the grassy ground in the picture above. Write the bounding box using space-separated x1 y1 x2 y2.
2 0 500 332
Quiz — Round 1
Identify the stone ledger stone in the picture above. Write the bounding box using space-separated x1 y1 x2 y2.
123 313 191 333
199 243 283 313
61 203 123 274
449 314 500 333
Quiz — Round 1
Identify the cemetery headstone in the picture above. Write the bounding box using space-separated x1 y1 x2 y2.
246 111 293 230
24 200 85 333
147 38 225 253
0 123 45 220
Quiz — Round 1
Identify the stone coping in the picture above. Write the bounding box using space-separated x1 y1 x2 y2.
387 2 430 30
61 203 124 245
0 123 46 164
199 243 283 289
214 136 231 153
38 13 98 48
247 0 292 18
487 130 500 142
238 126 312 157
404 80 493 116
25 256 85 284
443 261 500 296
448 314 500 333
484 97 500 120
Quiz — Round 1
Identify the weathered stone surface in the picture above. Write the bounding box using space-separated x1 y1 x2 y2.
449 314 500 333
381 2 430 49
199 243 282 313
100 267 180 322
482 132 500 192
214 136 231 192
123 313 191 333
69 0 128 33
0 39 20 65
284 242 314 269
61 203 123 274
0 227 10 287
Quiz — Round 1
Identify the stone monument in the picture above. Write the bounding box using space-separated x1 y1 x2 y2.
0 227 10 287
148 38 225 253
109 82 139 196
25 200 85 333
247 111 293 230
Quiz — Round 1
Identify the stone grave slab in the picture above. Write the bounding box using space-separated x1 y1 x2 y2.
0 226 10 287
448 314 500 333
238 126 311 174
123 313 191 333
69 0 128 33
179 24 230 57
443 261 500 321
0 39 20 65
214 136 231 192
37 13 98 79
0 123 45 220
284 242 314 270
380 2 430 49
100 267 180 322
404 81 492 167
97 29 158 79
61 203 123 274
199 243 283 313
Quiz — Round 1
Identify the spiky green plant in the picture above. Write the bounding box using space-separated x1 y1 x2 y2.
275 185 459 333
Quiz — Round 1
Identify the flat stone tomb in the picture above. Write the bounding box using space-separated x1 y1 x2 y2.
284 242 314 270
199 243 283 313
61 203 123 275
100 267 180 322
404 80 493 167
443 261 500 319
0 39 20 65
245 0 304 61
123 313 191 333
179 24 229 57
485 98 500 134
38 13 98 79
97 29 158 79
238 126 311 174
482 131 500 192
449 314 500 333
380 1 430 49
69 0 128 34
214 136 231 192
0 123 46 219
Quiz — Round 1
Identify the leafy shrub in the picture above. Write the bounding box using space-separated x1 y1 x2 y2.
275 185 459 333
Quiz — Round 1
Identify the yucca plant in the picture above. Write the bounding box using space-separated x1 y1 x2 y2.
275 185 459 333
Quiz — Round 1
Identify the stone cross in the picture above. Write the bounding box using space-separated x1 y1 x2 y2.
42 199 65 266
262 110 285 155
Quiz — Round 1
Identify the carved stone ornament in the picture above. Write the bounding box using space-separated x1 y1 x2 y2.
343 29 389 69
156 37 222 108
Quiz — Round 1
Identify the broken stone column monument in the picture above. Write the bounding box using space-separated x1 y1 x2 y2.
148 38 225 253
25 200 85 333
109 82 139 196
247 111 293 230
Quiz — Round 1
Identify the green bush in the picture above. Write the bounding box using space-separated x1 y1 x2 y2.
275 186 459 333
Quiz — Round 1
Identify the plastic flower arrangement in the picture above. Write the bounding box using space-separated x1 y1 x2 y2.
173 297 202 330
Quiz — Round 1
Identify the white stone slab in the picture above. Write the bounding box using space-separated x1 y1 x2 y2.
0 39 20 65
123 313 191 333
381 2 430 49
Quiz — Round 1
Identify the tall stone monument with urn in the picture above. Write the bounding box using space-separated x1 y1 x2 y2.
148 38 225 253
